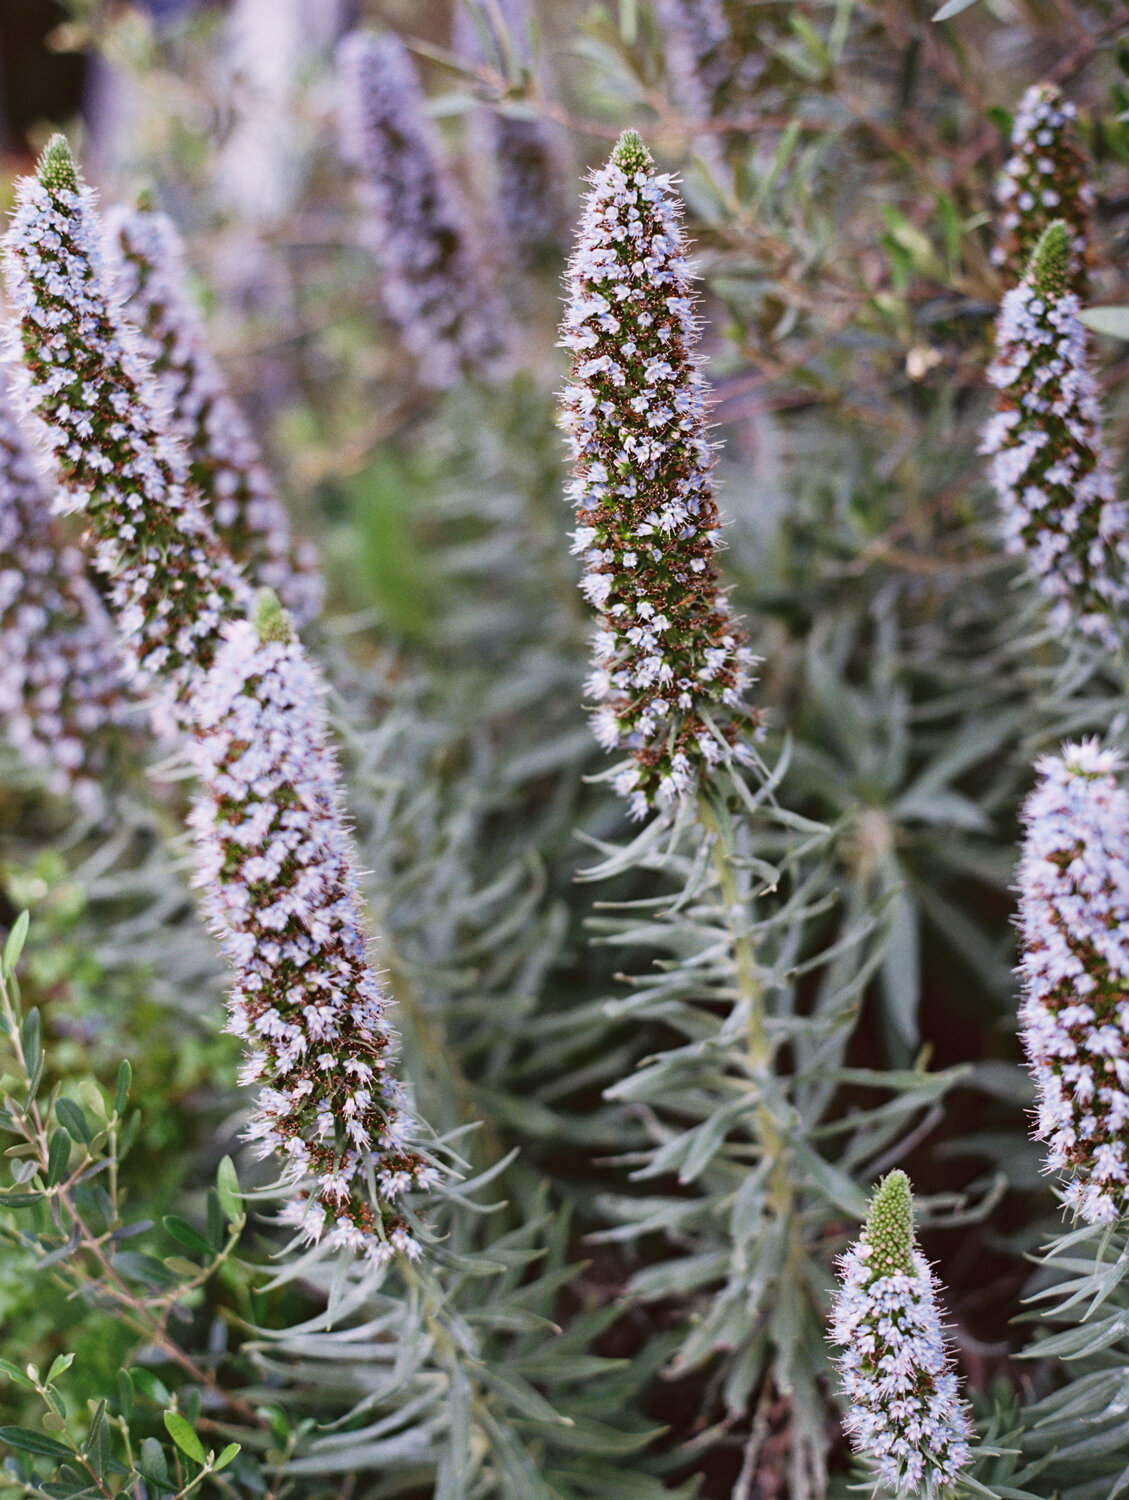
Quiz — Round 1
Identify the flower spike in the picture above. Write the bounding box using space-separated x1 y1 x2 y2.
981 219 1129 651
831 1170 973 1496
0 371 128 810
103 198 323 625
993 82 1093 296
1017 740 1129 1224
338 30 508 390
560 129 760 817
2 134 248 721
188 588 437 1264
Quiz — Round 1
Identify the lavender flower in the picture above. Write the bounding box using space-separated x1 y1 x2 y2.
338 30 508 389
0 373 127 810
559 130 760 817
981 219 1129 651
831 1170 973 1496
104 198 323 625
189 590 437 1264
454 0 571 260
1017 740 1129 1224
994 83 1093 295
2 135 248 722
653 0 732 175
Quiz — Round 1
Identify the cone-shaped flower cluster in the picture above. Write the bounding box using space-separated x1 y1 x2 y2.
188 591 436 1264
455 0 570 260
994 83 1093 295
338 30 507 390
0 374 127 810
104 199 323 625
560 130 759 816
1017 740 1129 1224
981 220 1129 651
1 136 248 722
655 0 732 161
831 1171 972 1496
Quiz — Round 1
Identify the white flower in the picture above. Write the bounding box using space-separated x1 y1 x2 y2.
831 1171 972 1496
338 30 508 389
1017 740 1129 1223
103 200 322 625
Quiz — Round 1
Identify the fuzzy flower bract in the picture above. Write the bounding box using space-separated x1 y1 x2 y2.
338 30 508 389
1017 739 1129 1224
830 1170 973 1496
2 135 248 722
0 372 128 810
189 591 436 1264
559 130 760 817
994 83 1093 295
981 219 1129 651
104 199 323 625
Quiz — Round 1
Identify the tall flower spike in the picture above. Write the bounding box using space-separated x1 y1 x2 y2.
338 30 508 390
994 83 1093 296
1017 740 1129 1224
103 199 323 625
981 219 1129 651
188 589 437 1264
653 0 732 176
0 370 128 810
560 129 760 817
831 1171 973 1496
2 135 248 722
454 0 571 260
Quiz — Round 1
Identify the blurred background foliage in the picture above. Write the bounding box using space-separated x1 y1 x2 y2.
3 0 1129 1494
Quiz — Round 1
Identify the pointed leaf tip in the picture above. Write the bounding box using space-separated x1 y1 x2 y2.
1027 219 1072 300
611 129 652 176
37 134 78 196
864 1169 915 1275
252 588 294 645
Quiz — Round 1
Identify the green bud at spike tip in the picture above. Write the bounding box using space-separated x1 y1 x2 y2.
611 129 653 176
252 588 294 645
864 1169 915 1277
1028 219 1072 302
37 134 78 197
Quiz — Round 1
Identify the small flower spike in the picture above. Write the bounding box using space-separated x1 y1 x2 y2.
981 220 1129 651
560 129 760 817
1017 740 1129 1224
0 372 128 810
994 83 1093 296
2 135 248 722
188 589 437 1265
831 1170 973 1497
338 30 508 389
104 198 323 625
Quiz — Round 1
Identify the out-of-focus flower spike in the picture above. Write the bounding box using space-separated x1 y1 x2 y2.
994 82 1093 296
981 219 1129 651
830 1170 973 1496
103 198 323 625
560 129 761 818
652 0 732 178
188 587 436 1264
338 29 508 390
454 0 572 261
1017 740 1129 1225
2 133 249 724
0 371 129 811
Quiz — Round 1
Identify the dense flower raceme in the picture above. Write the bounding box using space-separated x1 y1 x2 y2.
2 136 248 722
981 220 1129 651
103 199 323 625
831 1171 973 1497
338 30 508 390
0 371 128 810
559 130 760 816
1017 740 1129 1224
993 82 1093 295
189 591 437 1264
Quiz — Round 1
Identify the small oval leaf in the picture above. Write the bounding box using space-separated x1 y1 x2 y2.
162 1412 205 1466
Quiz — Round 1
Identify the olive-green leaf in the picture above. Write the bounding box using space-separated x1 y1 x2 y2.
162 1412 205 1465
